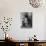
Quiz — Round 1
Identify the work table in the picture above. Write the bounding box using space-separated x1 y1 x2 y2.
1 39 46 43
0 39 46 46
13 40 46 43
6 39 46 43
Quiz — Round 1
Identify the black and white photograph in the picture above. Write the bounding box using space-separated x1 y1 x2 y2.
21 12 32 28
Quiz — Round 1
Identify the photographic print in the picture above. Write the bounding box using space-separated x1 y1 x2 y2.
21 12 32 28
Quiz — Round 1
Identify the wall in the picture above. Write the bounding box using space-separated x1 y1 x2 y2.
0 0 46 40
